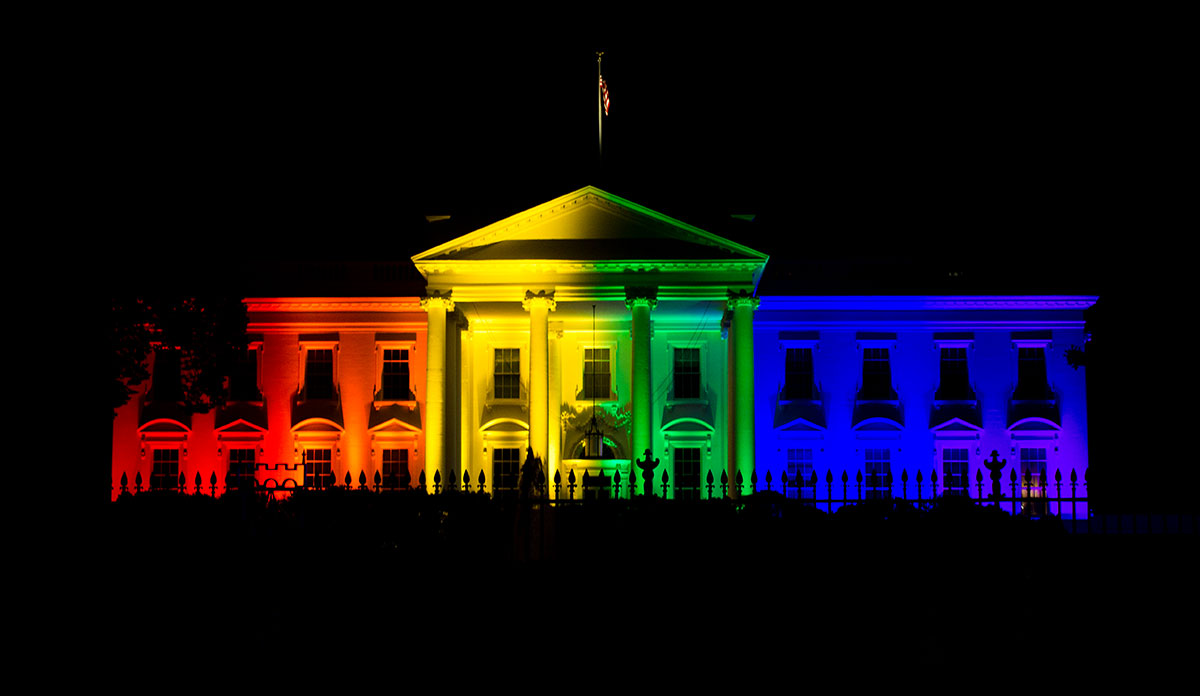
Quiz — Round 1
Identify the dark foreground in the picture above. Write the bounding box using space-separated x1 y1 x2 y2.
86 491 1196 678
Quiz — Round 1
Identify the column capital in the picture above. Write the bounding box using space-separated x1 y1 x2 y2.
421 291 455 312
522 289 556 312
727 290 759 311
624 287 658 310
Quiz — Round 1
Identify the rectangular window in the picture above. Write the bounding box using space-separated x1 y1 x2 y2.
382 449 410 490
784 348 814 400
229 347 261 402
303 448 333 489
675 447 701 501
1015 347 1049 399
861 348 892 398
786 448 814 500
229 448 256 491
864 448 891 499
673 348 701 400
942 448 969 496
1020 447 1048 515
381 348 410 400
582 348 612 400
494 348 520 399
493 447 521 497
937 348 970 399
151 449 180 490
305 349 334 400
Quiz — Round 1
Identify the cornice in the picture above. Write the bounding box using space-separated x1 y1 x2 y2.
416 260 766 274
245 298 424 313
757 296 1098 311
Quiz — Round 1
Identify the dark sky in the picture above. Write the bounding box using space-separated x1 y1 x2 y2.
97 10 1185 300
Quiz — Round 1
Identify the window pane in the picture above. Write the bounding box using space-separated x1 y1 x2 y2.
382 348 410 400
583 348 611 400
676 448 701 501
674 348 700 399
785 348 814 400
495 349 520 399
306 349 334 399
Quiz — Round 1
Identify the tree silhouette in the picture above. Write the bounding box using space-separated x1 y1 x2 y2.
111 294 248 416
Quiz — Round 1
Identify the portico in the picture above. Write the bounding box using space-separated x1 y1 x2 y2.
413 186 767 498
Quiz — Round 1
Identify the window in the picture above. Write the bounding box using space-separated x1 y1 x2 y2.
582 348 611 400
382 449 410 490
229 448 256 491
229 347 261 402
493 447 520 497
786 448 814 500
381 349 410 400
303 448 333 489
1020 448 1048 515
942 448 969 496
784 348 814 400
494 349 520 399
305 349 334 400
861 348 892 398
673 348 701 400
151 449 180 490
864 448 891 499
1015 347 1049 399
937 348 970 399
675 447 701 501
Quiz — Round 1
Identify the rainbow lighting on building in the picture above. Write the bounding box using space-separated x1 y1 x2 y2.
112 186 1094 517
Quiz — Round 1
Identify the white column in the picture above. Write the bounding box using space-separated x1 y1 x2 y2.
626 290 657 494
422 293 454 492
728 292 759 498
523 290 556 468
460 326 474 491
549 328 562 489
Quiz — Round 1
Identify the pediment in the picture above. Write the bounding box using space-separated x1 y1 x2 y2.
369 404 422 432
413 186 767 265
930 417 985 433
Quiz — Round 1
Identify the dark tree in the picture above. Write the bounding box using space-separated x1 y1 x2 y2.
111 295 249 416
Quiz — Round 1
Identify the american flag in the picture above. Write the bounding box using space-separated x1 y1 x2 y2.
599 75 610 115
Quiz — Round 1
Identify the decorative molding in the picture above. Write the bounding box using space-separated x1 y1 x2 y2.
420 291 455 312
759 296 1098 311
246 298 424 312
521 289 557 312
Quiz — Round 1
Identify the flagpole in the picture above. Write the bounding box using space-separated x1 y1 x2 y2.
596 52 603 158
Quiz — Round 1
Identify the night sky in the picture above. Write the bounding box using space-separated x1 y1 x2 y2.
96 9 1188 301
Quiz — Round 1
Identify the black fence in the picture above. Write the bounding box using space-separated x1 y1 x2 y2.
112 463 1197 534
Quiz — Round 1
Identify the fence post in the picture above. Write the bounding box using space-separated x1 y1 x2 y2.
479 469 487 496
780 470 788 498
614 470 622 499
1010 468 1018 515
765 469 772 493
706 470 715 500
1070 469 1078 522
825 470 833 513
841 471 849 511
720 471 728 499
567 470 576 500
856 469 862 501
661 468 669 498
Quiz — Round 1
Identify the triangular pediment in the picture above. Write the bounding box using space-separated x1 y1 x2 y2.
414 187 767 265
